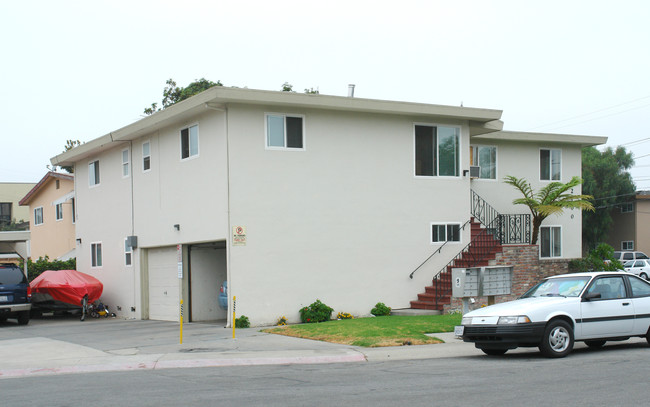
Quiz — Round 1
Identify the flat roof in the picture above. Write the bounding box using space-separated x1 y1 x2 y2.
471 130 607 147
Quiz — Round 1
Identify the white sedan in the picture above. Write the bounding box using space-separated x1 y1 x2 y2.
624 259 650 280
455 272 650 358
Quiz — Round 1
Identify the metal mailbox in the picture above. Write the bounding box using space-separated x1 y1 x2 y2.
452 266 513 298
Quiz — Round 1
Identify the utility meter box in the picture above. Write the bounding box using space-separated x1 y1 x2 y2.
452 266 513 298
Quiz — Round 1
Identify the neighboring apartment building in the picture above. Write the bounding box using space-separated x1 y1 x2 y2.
607 191 650 255
50 87 606 325
19 172 76 260
0 182 36 229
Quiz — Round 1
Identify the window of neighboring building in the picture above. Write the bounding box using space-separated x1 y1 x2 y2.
55 203 63 221
55 180 60 189
540 226 562 258
89 160 100 186
540 148 561 181
91 242 103 268
431 223 461 243
181 125 199 159
415 125 460 177
266 114 304 149
71 198 76 224
471 145 497 179
622 241 634 251
34 206 44 226
621 202 634 213
142 141 151 172
124 238 133 267
122 149 130 177
0 202 11 225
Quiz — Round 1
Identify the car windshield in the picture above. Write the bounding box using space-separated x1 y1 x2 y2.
521 276 590 298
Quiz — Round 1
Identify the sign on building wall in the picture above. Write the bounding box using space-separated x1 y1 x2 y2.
177 244 183 279
232 226 247 246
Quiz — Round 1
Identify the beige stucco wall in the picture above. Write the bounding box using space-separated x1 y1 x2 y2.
26 178 75 259
0 182 35 223
636 199 650 254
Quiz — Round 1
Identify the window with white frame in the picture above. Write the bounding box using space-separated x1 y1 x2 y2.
91 242 103 268
34 207 43 226
431 223 461 243
622 241 634 251
124 238 133 266
540 149 561 181
89 160 100 186
540 226 561 258
122 149 130 177
181 125 199 159
415 125 460 177
55 203 63 221
620 202 634 213
142 141 151 172
266 114 304 149
471 145 497 179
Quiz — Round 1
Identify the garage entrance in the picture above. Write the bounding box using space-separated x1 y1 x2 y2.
188 241 227 322
146 246 180 321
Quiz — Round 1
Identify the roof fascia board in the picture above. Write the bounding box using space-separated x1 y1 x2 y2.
471 130 607 147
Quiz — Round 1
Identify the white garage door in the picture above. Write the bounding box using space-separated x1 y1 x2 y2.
148 246 179 321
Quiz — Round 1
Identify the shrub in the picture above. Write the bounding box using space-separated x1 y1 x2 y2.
299 299 333 323
277 316 288 326
371 302 391 316
235 315 250 328
19 256 76 281
568 243 623 273
337 312 353 320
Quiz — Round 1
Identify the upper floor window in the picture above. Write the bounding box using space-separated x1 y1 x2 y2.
415 125 460 177
89 160 100 186
122 149 130 177
622 241 634 251
142 141 151 172
540 225 561 258
0 202 11 225
431 223 461 244
266 114 304 149
471 145 496 179
540 148 561 181
34 207 44 226
181 125 199 159
55 203 63 221
621 202 634 213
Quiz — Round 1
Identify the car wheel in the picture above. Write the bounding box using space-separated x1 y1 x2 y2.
17 311 30 325
539 320 574 358
481 348 508 356
585 340 606 348
641 273 648 280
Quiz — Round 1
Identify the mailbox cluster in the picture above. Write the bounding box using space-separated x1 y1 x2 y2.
452 266 513 298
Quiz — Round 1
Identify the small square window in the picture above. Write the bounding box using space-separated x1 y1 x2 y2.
621 202 634 213
266 114 304 149
181 125 199 159
431 223 461 243
622 241 634 251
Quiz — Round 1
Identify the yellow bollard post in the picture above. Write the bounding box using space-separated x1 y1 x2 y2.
232 296 236 339
180 299 183 344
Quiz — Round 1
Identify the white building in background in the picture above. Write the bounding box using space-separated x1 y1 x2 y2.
51 87 605 325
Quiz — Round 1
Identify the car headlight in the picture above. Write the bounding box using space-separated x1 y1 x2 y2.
461 317 473 325
497 316 531 324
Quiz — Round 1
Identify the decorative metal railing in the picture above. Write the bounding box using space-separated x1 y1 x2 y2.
471 190 531 245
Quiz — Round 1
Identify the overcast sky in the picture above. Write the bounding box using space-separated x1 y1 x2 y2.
2 0 649 189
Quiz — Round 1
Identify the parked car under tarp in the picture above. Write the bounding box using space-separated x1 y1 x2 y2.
30 269 103 313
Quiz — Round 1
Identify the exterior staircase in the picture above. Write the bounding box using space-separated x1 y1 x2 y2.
409 219 504 311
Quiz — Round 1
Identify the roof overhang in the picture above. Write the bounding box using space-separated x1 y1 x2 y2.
51 87 503 166
471 130 607 147
19 172 74 206
0 231 30 259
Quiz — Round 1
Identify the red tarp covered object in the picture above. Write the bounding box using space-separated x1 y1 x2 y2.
30 269 103 306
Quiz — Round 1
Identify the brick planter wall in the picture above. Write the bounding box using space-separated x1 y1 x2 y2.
445 245 573 313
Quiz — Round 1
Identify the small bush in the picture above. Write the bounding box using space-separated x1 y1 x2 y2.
337 312 353 320
568 243 623 272
371 302 391 316
277 316 287 326
235 315 250 328
299 299 333 323
19 256 77 281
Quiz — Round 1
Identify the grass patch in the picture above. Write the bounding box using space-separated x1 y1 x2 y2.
263 314 461 347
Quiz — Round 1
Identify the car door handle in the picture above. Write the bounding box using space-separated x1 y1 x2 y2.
622 302 630 306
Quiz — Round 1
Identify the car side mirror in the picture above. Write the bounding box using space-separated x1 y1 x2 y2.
583 292 601 302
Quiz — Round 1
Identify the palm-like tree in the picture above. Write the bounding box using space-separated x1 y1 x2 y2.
504 175 594 244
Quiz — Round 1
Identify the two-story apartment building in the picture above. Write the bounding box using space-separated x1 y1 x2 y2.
607 191 650 255
50 87 606 325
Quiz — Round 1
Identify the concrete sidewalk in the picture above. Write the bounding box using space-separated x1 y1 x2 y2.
0 316 476 379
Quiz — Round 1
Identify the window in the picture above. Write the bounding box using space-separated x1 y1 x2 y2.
181 125 199 159
540 149 561 181
622 241 634 251
91 242 103 268
266 114 304 149
540 226 561 258
471 145 497 179
0 202 11 225
71 198 76 224
122 149 130 177
55 203 63 221
89 160 100 186
431 223 461 243
124 238 133 267
415 125 460 177
630 277 650 298
34 207 43 226
55 180 60 189
142 141 151 172
621 202 634 213
586 276 627 300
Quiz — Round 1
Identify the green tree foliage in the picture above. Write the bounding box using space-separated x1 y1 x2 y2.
60 139 81 173
144 78 222 115
281 82 294 92
568 243 623 272
18 256 76 281
581 146 636 250
504 175 595 244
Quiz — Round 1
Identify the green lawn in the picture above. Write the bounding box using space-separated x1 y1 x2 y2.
263 314 462 347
